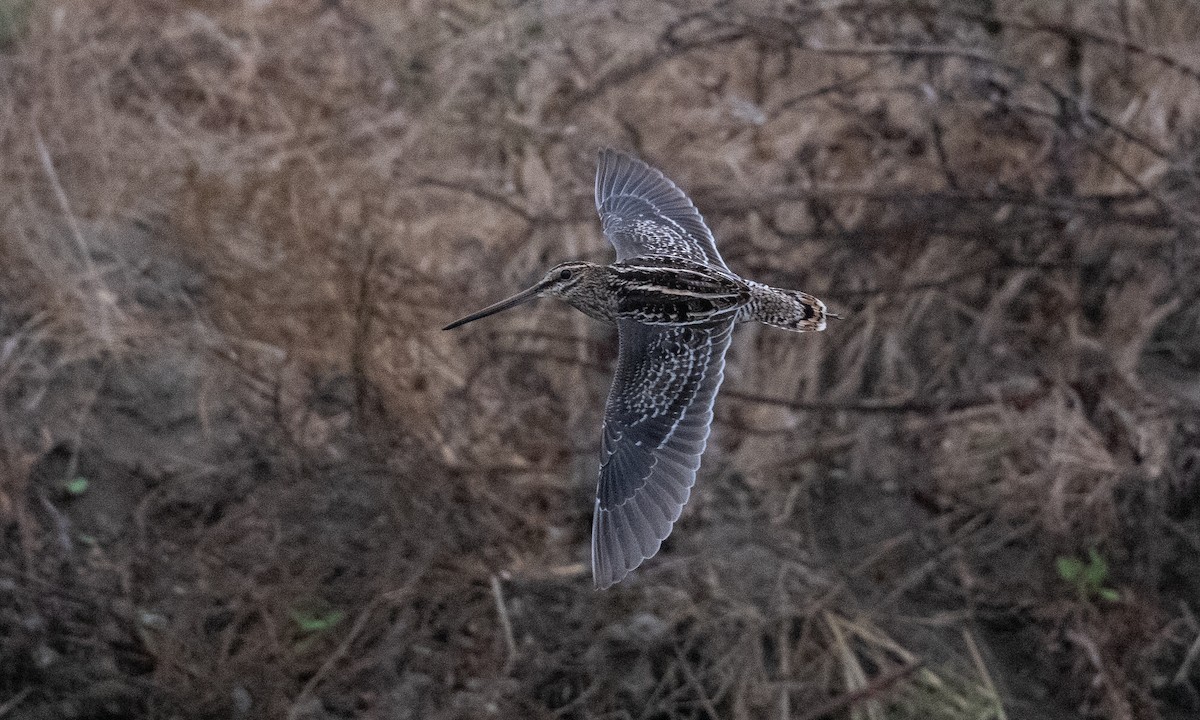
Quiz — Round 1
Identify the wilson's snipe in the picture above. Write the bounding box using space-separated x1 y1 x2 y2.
445 149 830 588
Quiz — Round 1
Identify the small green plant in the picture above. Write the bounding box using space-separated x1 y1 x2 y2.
290 608 346 634
0 0 33 49
289 605 345 652
63 476 89 496
1056 548 1120 603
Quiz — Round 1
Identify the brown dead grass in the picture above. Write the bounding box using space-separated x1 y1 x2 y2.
2 0 1200 718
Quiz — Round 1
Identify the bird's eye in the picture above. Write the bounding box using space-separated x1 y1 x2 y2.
559 268 573 280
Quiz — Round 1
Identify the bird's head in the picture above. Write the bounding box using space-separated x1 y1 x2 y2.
537 260 598 299
442 260 601 330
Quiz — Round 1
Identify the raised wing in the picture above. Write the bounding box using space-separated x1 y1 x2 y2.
592 318 735 588
595 149 730 271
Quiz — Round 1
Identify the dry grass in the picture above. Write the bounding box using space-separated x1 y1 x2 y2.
1 0 1200 718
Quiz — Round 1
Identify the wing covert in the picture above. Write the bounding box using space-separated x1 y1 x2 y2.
591 318 735 588
594 149 730 271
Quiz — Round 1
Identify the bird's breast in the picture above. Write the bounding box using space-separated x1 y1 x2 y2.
609 259 749 325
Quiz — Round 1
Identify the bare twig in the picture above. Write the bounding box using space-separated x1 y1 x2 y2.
701 187 1163 228
287 599 381 720
32 127 118 346
1173 625 1200 687
794 661 923 720
37 491 74 564
963 628 1009 720
824 2 1200 85
722 381 1046 415
0 688 32 719
775 61 890 111
490 574 518 674
414 176 534 221
780 42 1170 160
560 12 750 107
674 646 721 720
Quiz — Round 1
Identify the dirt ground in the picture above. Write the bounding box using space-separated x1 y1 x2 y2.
2 0 1200 718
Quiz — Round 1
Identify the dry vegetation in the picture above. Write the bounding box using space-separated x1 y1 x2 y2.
1 0 1200 718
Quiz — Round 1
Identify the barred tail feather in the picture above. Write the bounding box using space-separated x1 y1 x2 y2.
745 282 829 332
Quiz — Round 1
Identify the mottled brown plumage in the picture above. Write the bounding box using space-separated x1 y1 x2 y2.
443 149 832 588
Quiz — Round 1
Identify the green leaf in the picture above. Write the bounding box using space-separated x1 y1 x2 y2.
0 0 33 49
64 477 89 496
290 608 345 634
1056 556 1084 582
1098 587 1120 602
1084 548 1109 586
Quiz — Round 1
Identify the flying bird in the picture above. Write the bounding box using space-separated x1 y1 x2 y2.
444 149 830 588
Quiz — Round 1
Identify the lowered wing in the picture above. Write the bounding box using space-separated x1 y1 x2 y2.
591 318 735 588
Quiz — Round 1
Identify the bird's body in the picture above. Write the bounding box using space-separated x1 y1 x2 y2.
444 149 831 588
541 257 743 325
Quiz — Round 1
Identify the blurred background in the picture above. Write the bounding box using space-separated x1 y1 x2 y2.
1 0 1199 718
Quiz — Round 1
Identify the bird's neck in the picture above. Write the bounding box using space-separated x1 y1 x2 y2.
560 267 619 324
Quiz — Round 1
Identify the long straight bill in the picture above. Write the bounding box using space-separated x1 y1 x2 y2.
442 284 543 330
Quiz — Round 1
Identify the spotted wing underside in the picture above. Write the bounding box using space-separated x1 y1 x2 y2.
592 318 735 588
595 149 730 271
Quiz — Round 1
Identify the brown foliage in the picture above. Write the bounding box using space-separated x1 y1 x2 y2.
2 0 1200 718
